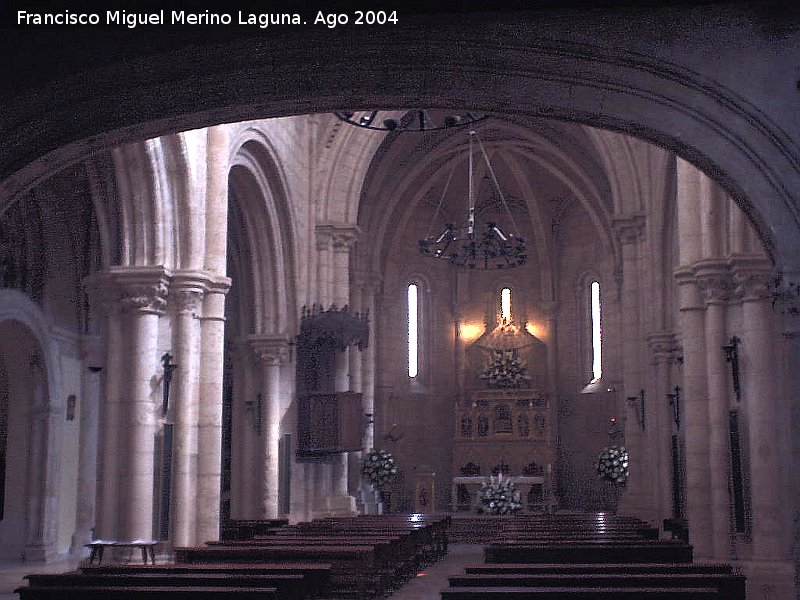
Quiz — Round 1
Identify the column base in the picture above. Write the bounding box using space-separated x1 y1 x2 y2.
735 558 795 600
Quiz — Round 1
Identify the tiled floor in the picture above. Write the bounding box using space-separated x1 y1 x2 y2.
388 544 486 599
0 558 79 600
0 544 486 600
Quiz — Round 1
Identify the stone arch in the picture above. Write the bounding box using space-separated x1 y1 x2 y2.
0 289 64 560
1 19 797 271
228 131 297 336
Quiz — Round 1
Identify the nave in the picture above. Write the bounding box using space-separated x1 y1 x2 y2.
12 512 745 600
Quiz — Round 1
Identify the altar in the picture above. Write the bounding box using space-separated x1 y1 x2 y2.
451 475 549 513
451 388 556 513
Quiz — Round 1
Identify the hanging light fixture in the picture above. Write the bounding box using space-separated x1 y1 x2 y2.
418 130 527 269
334 109 486 132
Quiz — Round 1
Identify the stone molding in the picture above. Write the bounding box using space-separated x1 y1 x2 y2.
729 254 773 303
84 268 230 317
692 259 732 306
646 331 680 364
610 214 646 246
247 334 290 366
674 265 704 311
316 223 360 252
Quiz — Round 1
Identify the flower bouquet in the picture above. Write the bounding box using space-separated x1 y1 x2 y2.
362 448 398 488
476 474 523 515
480 349 530 388
596 446 630 485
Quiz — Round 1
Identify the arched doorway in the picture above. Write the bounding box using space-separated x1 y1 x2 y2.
0 320 49 561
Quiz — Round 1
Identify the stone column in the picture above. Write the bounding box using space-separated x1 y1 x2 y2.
195 125 231 543
360 275 380 451
732 257 784 559
329 227 359 515
675 158 713 559
117 268 169 542
250 336 289 519
611 215 651 519
24 356 48 555
195 276 230 542
315 226 334 308
170 277 205 547
75 336 102 551
694 261 732 559
675 267 713 559
237 349 259 519
93 292 123 539
647 332 678 524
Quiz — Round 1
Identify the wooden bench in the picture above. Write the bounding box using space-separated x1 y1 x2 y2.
84 540 157 564
24 572 308 600
448 573 746 599
440 586 718 599
463 563 734 575
82 561 331 593
15 584 279 600
484 540 694 564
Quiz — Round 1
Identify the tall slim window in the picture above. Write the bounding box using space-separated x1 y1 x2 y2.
501 287 512 322
590 281 602 381
408 283 418 378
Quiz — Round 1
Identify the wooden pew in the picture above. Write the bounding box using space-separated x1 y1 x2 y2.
15 584 279 600
448 572 746 599
82 562 331 593
23 572 308 600
440 586 718 599
175 544 384 599
484 540 694 564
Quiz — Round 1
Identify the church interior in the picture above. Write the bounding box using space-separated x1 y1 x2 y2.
0 3 798 599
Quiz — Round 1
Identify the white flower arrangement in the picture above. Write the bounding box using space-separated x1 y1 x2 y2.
596 446 630 485
362 448 398 488
480 349 530 388
477 474 523 515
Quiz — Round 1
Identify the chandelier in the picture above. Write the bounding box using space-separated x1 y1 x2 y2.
334 109 486 132
418 130 527 269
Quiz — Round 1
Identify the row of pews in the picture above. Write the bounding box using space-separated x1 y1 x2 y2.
15 514 450 600
441 513 746 599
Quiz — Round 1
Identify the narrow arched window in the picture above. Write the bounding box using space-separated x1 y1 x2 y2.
408 283 418 378
590 281 602 381
501 287 512 323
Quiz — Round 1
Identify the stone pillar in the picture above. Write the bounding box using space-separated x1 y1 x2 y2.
75 336 102 551
117 268 169 541
611 214 650 519
237 350 259 519
315 226 333 308
24 356 48 555
170 277 205 547
694 260 732 559
196 125 231 543
675 158 713 559
94 296 123 539
732 257 784 559
329 227 359 515
250 336 289 519
195 277 230 542
647 332 678 524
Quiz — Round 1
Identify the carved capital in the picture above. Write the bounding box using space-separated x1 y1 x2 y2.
647 331 679 364
316 223 359 252
119 281 169 315
611 214 646 246
248 334 290 366
729 255 773 303
174 289 203 315
693 260 732 306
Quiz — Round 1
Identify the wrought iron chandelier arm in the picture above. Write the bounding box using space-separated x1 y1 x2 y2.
474 132 522 236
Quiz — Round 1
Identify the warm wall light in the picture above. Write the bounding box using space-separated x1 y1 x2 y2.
525 322 542 338
459 323 484 343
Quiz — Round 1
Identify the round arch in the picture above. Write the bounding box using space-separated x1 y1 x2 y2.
1 10 798 272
